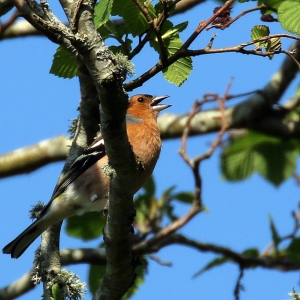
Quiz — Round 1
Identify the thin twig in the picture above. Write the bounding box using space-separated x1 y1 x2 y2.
129 30 153 59
282 49 300 68
207 4 268 30
155 233 300 271
194 79 231 162
181 0 235 49
148 254 172 267
234 266 244 300
132 0 168 61
125 34 300 91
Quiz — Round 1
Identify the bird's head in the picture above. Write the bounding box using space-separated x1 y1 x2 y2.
127 94 171 120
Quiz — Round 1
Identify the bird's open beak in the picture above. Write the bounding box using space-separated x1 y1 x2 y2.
151 95 171 112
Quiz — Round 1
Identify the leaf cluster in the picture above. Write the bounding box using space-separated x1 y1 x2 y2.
221 130 300 186
51 0 192 86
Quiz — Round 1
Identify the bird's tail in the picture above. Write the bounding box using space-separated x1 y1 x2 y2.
2 217 51 259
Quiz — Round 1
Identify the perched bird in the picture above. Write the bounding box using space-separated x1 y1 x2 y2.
3 94 170 259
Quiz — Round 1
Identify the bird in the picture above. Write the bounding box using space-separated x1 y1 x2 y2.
3 94 171 259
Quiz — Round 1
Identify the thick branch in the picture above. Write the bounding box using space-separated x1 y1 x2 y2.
0 136 71 178
65 0 138 298
0 0 13 16
172 0 206 16
2 96 300 180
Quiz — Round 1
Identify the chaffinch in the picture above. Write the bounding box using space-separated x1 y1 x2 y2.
3 94 170 258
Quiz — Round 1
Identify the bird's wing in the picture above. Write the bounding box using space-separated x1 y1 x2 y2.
50 139 106 201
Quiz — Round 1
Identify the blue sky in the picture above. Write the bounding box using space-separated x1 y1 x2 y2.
1 1 300 299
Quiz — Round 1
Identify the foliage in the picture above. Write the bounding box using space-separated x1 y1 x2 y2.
250 25 281 59
3 0 300 299
51 0 192 86
221 131 300 186
66 212 105 241
278 0 300 35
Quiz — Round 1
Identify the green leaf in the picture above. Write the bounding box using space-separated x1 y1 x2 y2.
109 39 132 55
154 1 176 15
162 38 192 86
256 140 299 185
88 264 106 294
172 191 194 204
135 176 156 206
221 131 300 186
112 0 154 36
94 0 114 29
104 19 122 39
251 25 270 48
159 22 188 41
149 21 192 86
242 248 259 258
287 238 300 262
65 212 105 241
250 25 281 59
51 283 63 300
268 215 280 251
265 37 281 59
123 256 147 299
278 0 300 35
161 203 178 221
135 176 157 225
193 256 229 278
258 0 282 14
50 46 78 78
149 20 173 52
143 176 156 199
241 248 259 268
97 24 110 40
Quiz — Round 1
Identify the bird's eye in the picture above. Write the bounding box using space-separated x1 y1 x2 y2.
137 97 144 103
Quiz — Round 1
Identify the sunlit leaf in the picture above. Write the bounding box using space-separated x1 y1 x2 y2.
50 46 77 79
94 0 114 29
251 25 270 48
193 256 229 278
158 22 188 41
278 0 300 35
268 215 280 252
265 37 281 59
162 38 192 86
51 284 63 300
112 0 155 36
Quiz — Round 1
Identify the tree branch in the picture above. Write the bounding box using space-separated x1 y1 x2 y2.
154 233 300 271
0 0 13 16
2 89 300 180
0 136 71 178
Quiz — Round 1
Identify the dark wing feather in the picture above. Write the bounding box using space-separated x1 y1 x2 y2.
39 140 106 217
